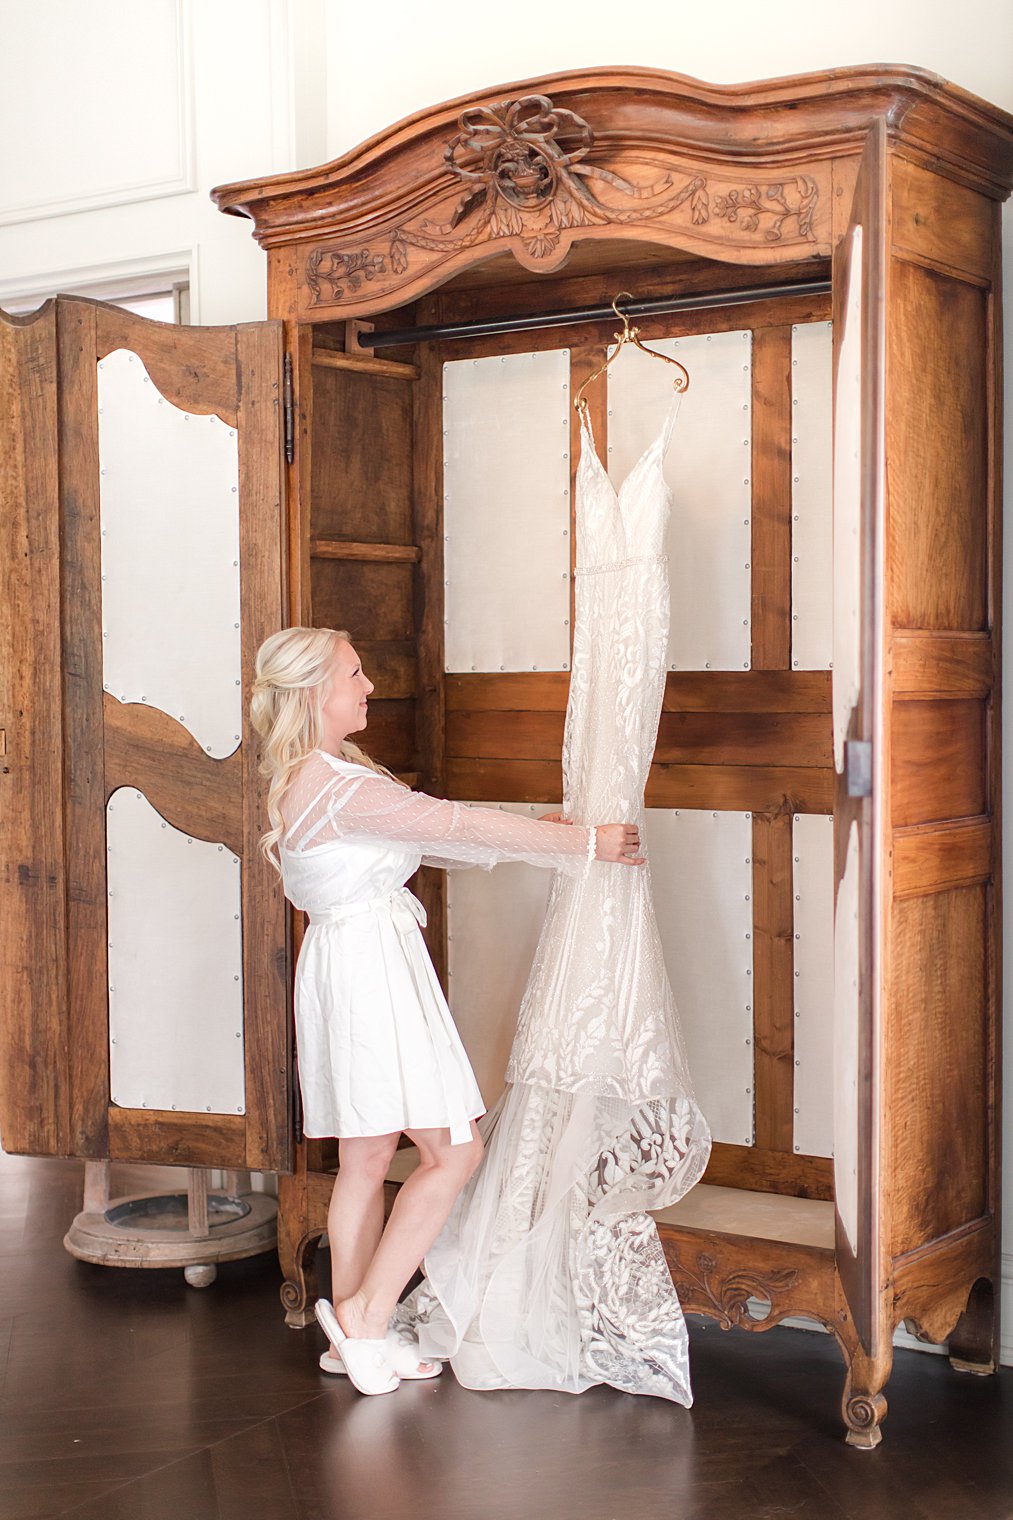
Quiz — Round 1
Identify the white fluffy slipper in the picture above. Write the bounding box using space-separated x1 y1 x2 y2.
319 1337 442 1381
314 1298 398 1396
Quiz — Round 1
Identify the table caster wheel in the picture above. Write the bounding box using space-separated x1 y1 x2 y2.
184 1263 217 1288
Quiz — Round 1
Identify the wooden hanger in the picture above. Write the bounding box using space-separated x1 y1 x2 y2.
574 291 690 415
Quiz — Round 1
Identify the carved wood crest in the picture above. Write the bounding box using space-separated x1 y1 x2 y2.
305 92 821 305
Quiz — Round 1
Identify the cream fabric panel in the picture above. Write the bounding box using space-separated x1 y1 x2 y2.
645 808 754 1144
606 330 752 671
834 821 861 1254
833 228 864 772
791 321 834 671
98 348 242 758
446 803 554 1106
443 350 571 674
107 788 245 1115
792 812 835 1158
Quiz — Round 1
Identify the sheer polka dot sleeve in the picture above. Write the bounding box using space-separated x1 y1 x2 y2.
281 755 593 874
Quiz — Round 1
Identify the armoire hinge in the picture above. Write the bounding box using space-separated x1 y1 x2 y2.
283 352 294 464
845 740 873 798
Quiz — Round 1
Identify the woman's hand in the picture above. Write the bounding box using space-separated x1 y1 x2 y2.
595 823 645 866
538 812 570 825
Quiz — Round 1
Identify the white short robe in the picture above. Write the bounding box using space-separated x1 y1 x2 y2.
278 750 594 1144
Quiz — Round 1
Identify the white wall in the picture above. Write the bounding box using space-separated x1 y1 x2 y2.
322 0 1013 155
2 0 1012 1359
0 0 327 321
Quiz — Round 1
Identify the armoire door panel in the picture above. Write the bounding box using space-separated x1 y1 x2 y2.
0 304 68 1157
96 342 243 757
892 816 993 898
885 260 988 632
102 694 245 855
107 1107 247 1168
887 884 988 1258
891 697 986 825
891 630 992 699
95 305 242 422
831 121 888 1358
0 297 292 1173
106 786 245 1118
225 319 291 1173
61 297 111 1158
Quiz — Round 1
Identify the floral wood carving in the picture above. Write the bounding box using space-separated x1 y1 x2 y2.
667 1248 801 1330
306 248 387 304
304 93 821 303
711 179 820 241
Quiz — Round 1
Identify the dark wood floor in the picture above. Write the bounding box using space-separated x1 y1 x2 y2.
1 1149 1010 1520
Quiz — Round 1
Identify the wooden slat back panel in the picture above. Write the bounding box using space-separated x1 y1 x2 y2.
311 365 414 543
300 274 872 1205
426 283 833 1197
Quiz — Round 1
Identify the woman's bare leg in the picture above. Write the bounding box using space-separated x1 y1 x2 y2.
326 1132 400 1351
335 1122 484 1342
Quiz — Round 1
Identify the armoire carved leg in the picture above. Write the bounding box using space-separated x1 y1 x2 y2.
279 1230 323 1328
841 1342 893 1449
948 1277 997 1375
277 1173 324 1328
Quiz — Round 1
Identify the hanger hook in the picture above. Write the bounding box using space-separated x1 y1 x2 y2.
611 290 635 335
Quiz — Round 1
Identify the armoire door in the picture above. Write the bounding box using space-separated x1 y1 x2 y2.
0 296 292 1173
831 122 887 1355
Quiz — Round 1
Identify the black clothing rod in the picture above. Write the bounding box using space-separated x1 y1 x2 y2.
356 279 832 351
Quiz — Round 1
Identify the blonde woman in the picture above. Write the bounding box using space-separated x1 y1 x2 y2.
251 626 645 1396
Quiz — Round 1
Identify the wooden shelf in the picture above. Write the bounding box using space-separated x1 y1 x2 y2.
312 350 419 382
652 1183 835 1250
378 1159 834 1251
310 539 421 564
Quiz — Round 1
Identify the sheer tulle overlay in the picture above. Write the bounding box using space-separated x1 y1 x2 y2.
396 395 713 1404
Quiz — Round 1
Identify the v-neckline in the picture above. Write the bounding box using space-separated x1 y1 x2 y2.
578 397 678 504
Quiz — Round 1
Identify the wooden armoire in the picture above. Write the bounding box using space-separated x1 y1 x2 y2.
2 66 1012 1448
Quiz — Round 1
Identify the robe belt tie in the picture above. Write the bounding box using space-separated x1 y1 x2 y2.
308 886 428 934
307 888 474 1145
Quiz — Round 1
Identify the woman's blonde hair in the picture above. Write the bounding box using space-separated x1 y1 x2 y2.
250 625 405 872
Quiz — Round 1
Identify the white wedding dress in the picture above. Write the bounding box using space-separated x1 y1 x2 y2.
397 393 713 1404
